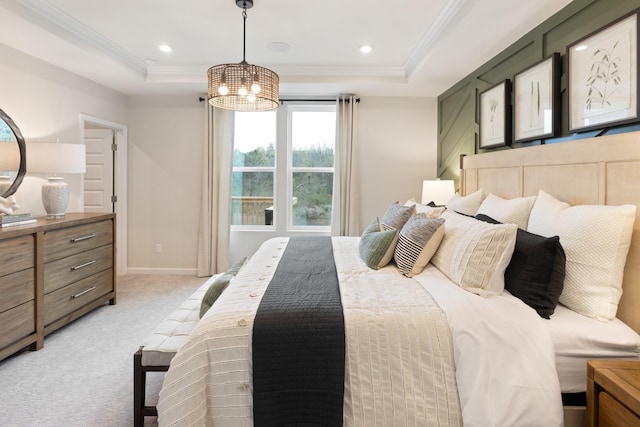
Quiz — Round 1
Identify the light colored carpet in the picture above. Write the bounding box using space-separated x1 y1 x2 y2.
0 274 210 427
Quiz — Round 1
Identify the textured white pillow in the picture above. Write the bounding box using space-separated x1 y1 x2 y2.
527 190 636 320
431 210 517 296
404 199 445 218
477 193 536 230
445 189 485 216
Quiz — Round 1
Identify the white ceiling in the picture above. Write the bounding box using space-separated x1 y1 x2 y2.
0 0 573 98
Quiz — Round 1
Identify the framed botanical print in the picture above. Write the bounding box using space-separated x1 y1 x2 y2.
513 53 560 143
568 10 639 132
479 79 511 148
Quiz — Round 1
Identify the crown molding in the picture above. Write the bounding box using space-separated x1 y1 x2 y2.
15 0 147 74
404 0 468 78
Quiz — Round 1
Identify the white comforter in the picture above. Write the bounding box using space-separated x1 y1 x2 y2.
158 237 563 426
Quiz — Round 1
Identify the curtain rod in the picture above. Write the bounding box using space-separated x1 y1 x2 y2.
198 97 360 103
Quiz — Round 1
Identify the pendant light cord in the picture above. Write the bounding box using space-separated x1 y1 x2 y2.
242 4 247 63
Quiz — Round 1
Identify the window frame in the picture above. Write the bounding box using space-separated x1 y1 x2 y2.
286 104 336 232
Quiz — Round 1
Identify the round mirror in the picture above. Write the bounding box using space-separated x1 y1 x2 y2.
0 108 26 198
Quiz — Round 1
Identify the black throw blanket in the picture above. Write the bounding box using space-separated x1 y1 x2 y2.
252 237 345 427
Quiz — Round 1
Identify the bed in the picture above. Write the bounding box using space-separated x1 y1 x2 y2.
157 131 640 426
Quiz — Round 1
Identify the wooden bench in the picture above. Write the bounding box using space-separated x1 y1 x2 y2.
133 276 217 427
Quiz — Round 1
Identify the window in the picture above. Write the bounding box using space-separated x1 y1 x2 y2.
231 111 276 226
232 103 336 231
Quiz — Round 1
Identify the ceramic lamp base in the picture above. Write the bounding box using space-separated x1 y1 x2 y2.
42 176 69 219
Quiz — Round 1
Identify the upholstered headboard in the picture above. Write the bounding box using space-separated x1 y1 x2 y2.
461 131 640 334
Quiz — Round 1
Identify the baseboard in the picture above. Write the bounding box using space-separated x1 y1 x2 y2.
125 268 198 275
564 406 587 427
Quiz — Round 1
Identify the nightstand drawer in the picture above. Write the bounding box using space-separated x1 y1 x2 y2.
44 244 113 294
0 268 35 313
599 391 640 426
0 235 34 274
0 300 35 349
44 269 113 325
43 219 113 262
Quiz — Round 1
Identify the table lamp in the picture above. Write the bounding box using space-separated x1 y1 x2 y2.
27 142 86 218
421 179 455 206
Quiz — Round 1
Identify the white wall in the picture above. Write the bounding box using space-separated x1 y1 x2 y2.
127 96 205 273
0 44 128 217
357 96 438 229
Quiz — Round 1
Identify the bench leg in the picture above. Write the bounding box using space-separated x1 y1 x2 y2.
134 348 145 427
135 348 171 426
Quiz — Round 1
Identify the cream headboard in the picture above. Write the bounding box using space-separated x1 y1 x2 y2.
461 131 640 334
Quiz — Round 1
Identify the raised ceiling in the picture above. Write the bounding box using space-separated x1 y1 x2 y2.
0 0 573 97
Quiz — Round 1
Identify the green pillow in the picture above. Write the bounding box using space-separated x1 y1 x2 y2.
199 256 249 318
359 217 398 270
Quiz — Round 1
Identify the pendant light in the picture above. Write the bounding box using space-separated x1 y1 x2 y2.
207 0 280 111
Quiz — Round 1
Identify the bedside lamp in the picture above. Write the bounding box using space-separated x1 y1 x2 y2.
27 142 86 218
421 179 455 206
0 142 20 195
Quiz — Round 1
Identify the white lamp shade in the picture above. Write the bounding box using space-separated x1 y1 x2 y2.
421 179 455 206
0 141 20 171
27 142 86 174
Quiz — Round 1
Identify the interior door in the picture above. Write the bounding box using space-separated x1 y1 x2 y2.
84 128 114 213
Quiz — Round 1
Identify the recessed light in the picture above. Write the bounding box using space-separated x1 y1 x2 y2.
268 42 290 52
159 44 172 53
360 45 372 54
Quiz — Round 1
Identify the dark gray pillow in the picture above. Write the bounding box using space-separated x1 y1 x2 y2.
475 214 566 318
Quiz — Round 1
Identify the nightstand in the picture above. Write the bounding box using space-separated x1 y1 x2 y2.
587 360 640 427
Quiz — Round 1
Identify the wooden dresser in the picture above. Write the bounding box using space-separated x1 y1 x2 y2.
587 359 640 427
0 213 116 362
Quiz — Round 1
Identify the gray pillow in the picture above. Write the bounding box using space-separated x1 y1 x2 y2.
359 217 398 270
378 202 416 265
199 256 248 318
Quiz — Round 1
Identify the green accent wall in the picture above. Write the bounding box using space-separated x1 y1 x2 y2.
437 0 640 187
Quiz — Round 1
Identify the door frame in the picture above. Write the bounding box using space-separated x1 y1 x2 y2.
80 114 128 276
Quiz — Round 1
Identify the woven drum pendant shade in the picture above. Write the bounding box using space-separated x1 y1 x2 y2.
208 62 279 111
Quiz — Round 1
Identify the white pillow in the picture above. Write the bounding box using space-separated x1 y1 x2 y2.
527 190 636 320
477 193 536 230
431 210 517 296
404 199 445 218
445 189 485 216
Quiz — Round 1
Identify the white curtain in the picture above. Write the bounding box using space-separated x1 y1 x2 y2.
197 102 234 276
332 95 360 236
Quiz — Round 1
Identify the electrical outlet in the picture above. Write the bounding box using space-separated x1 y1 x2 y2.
155 243 162 253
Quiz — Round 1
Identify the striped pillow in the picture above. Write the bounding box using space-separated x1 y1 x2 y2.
394 215 445 277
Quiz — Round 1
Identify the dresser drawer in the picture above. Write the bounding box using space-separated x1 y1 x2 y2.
0 268 35 313
0 235 34 275
0 300 35 349
44 244 113 294
43 219 113 262
599 390 640 426
44 269 113 325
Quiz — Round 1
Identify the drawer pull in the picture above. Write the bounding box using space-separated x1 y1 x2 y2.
70 260 97 270
71 234 96 243
71 286 97 299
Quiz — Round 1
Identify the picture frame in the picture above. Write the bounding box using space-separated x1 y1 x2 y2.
513 53 560 143
479 79 511 149
568 9 639 132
